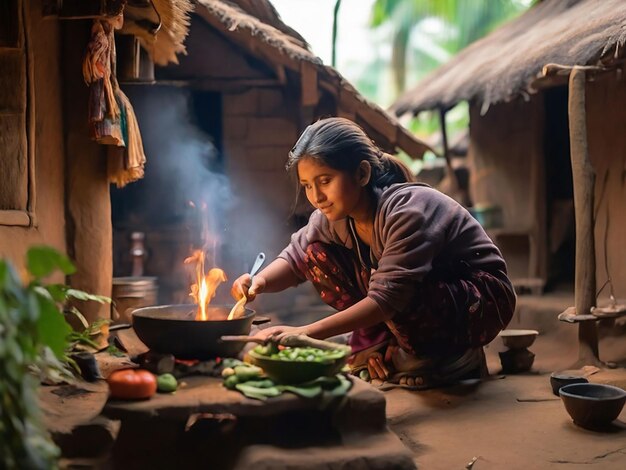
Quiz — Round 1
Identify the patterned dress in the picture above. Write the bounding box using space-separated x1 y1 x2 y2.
279 184 516 360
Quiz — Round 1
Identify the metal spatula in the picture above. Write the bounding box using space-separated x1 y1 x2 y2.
228 252 266 320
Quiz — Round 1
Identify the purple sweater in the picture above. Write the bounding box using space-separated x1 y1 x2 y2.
278 184 509 316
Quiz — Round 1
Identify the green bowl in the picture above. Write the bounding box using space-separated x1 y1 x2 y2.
248 349 348 384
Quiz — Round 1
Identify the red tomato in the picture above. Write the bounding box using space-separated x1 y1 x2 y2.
107 369 157 400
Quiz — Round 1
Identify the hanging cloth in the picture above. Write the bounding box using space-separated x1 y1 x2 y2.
83 16 147 187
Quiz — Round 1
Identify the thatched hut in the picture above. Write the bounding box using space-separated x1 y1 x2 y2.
392 0 626 301
0 0 430 320
0 0 137 321
109 0 431 308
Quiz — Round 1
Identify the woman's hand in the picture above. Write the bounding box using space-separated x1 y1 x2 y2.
254 325 310 342
231 274 266 302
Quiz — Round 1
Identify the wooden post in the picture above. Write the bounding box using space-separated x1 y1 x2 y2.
567 67 600 365
438 107 467 206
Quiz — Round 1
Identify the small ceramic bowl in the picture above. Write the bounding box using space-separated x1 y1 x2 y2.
559 383 626 430
498 329 539 349
549 372 588 396
498 348 535 373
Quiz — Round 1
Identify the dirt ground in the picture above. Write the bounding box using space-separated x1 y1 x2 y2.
384 290 626 470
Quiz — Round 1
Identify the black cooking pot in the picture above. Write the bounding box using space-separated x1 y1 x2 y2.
132 304 255 359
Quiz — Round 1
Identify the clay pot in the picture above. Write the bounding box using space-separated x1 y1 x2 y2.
498 348 535 373
559 383 626 430
549 372 588 396
498 329 538 349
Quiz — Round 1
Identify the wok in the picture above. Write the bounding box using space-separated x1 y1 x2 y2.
132 304 255 359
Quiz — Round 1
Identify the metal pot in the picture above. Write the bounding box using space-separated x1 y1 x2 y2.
132 304 255 359
112 276 158 324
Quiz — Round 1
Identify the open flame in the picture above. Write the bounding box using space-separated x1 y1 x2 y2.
184 249 226 321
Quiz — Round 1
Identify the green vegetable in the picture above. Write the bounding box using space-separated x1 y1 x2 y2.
266 342 280 355
156 373 178 393
279 384 323 398
359 369 371 381
234 365 262 381
235 382 281 400
222 358 244 369
223 375 240 390
221 367 235 377
253 345 347 363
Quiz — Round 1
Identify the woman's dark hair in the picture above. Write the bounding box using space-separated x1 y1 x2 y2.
286 117 415 189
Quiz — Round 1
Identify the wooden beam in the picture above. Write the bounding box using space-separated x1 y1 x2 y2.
0 210 30 226
396 128 427 160
300 61 319 107
23 0 36 226
57 0 125 19
126 78 283 92
568 67 600 366
438 107 461 190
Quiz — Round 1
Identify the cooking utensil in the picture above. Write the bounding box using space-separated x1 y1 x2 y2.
132 304 255 359
220 334 352 353
228 252 266 320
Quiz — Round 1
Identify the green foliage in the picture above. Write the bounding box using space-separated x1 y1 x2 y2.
0 246 111 469
365 0 532 105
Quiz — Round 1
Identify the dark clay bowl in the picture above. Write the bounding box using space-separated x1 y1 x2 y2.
559 383 626 430
549 372 588 396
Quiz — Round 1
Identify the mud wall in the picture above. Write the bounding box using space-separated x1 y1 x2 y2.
468 95 547 285
0 1 66 281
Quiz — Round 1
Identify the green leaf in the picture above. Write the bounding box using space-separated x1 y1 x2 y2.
65 289 111 304
66 307 89 329
278 384 323 398
26 246 75 278
235 383 281 399
35 296 71 359
43 284 68 302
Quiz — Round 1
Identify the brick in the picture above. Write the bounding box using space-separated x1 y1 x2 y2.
244 117 298 146
223 90 258 116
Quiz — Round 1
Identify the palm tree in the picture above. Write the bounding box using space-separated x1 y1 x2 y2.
370 0 532 96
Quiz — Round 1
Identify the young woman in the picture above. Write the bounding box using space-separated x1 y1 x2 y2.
232 117 516 388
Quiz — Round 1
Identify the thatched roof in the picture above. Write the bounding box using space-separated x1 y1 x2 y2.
193 0 432 159
224 0 310 49
391 0 626 117
123 0 194 65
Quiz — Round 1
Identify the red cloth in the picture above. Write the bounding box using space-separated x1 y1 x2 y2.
295 242 515 357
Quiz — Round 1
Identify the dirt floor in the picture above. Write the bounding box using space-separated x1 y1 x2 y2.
383 289 626 470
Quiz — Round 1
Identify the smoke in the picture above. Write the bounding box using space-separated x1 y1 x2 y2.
113 86 237 300
115 85 308 308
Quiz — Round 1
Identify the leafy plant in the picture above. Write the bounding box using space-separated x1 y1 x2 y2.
0 246 110 469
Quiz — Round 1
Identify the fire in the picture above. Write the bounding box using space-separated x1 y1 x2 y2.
184 250 226 321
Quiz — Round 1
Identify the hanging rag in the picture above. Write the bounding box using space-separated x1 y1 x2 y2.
83 16 147 187
107 90 146 188
83 19 123 145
